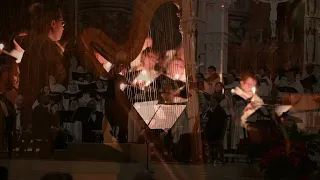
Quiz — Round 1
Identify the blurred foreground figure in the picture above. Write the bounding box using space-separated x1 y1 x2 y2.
0 166 8 180
18 2 67 118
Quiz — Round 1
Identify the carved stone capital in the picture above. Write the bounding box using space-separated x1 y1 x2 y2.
180 18 200 37
306 0 316 17
305 17 318 33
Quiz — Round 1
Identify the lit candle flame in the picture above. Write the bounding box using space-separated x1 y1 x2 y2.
252 87 256 94
120 83 127 91
0 43 4 50
103 62 113 72
141 70 147 75
174 74 180 80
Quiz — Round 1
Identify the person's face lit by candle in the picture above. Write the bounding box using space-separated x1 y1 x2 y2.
240 77 257 97
141 49 159 71
168 58 185 81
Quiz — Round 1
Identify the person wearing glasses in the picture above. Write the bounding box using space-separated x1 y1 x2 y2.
14 2 67 123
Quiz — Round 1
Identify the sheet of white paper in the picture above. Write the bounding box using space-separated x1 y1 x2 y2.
134 101 186 129
275 105 292 116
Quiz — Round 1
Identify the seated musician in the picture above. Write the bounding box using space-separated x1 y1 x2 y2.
82 100 104 143
166 57 186 82
132 48 160 88
130 37 153 70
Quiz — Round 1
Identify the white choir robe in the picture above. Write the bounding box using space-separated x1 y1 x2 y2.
258 76 272 97
223 87 264 150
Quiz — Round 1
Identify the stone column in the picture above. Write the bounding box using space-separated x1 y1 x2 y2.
205 0 236 79
304 0 320 65
197 0 208 73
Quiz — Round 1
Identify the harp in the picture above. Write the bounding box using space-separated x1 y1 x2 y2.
76 0 202 162
78 0 179 75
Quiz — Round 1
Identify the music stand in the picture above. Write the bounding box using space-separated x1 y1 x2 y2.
134 101 186 130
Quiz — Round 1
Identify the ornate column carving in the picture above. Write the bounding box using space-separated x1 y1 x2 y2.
305 0 320 65
205 0 237 78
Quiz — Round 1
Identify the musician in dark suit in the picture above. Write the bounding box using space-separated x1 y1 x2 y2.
32 93 52 140
82 100 103 143
17 3 67 120
13 95 32 154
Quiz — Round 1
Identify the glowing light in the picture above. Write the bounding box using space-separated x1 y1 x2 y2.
252 87 256 94
0 43 4 50
133 79 137 85
142 70 147 75
221 4 224 8
120 83 127 91
103 62 113 72
174 74 180 80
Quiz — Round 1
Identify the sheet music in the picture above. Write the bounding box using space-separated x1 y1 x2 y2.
134 101 186 129
275 105 292 116
149 104 186 129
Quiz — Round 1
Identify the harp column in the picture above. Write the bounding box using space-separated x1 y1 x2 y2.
180 0 203 162
205 0 237 80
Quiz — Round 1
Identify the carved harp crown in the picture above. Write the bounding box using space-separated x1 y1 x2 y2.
79 0 179 75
